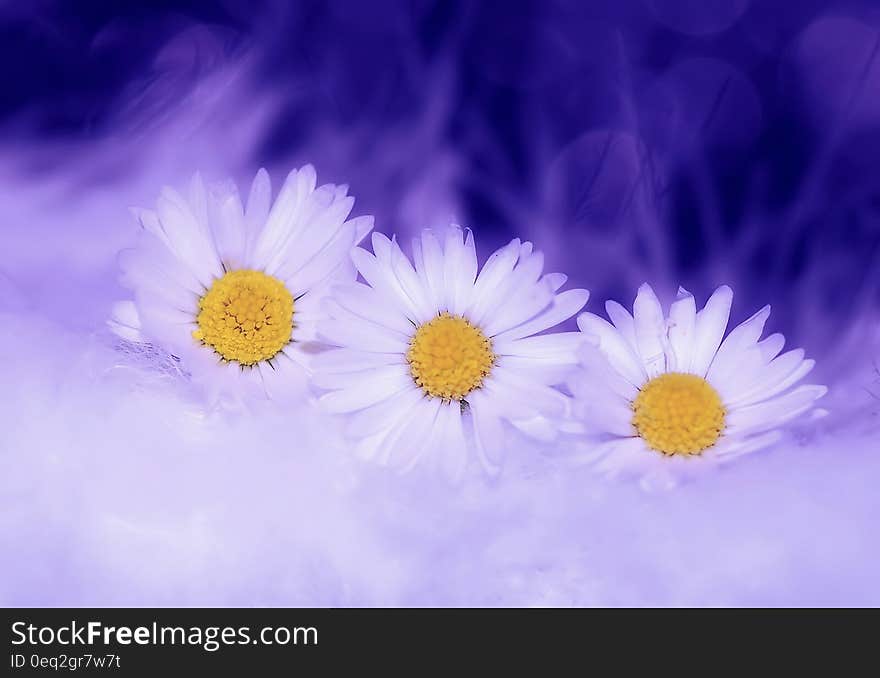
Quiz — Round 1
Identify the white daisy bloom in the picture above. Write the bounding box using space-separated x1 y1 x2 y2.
109 166 373 404
571 283 827 482
313 227 590 477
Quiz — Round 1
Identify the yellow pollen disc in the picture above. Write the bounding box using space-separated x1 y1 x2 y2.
192 269 294 366
407 313 495 400
632 372 726 456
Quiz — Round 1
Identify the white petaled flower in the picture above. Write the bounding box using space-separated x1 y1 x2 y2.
312 227 590 477
109 165 373 404
571 283 827 483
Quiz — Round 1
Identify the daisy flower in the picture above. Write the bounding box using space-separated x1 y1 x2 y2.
109 166 373 404
312 227 590 477
571 284 826 482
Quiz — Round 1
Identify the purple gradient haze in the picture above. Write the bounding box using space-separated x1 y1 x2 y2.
1 0 878 606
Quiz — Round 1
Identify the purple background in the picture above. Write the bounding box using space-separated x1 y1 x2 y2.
1 0 878 606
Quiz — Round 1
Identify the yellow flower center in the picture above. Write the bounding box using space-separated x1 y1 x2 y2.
632 372 725 456
192 269 294 366
407 313 495 400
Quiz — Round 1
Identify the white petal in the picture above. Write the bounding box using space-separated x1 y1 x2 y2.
726 384 827 435
343 387 424 438
543 272 567 291
757 332 785 362
727 350 815 408
437 402 469 481
120 253 200 315
187 173 209 230
350 246 420 320
465 239 521 323
509 415 559 442
605 299 638 350
571 386 634 437
709 344 767 403
136 299 198 347
475 250 545 328
460 229 478 306
441 225 464 313
706 305 771 384
466 392 505 475
477 379 536 421
271 190 355 277
443 225 477 315
108 300 143 342
576 312 645 387
319 370 414 413
245 168 271 221
591 437 652 478
286 288 330 342
632 283 667 378
493 355 577 387
494 332 585 363
318 317 408 353
413 229 445 310
667 287 696 372
482 278 555 337
119 238 203 302
283 221 359 295
257 353 308 402
311 363 410 391
711 332 786 402
311 347 404 374
371 231 393 261
573 342 639 401
713 430 782 461
471 239 521 295
492 288 589 343
155 187 224 288
351 215 374 244
243 168 271 259
486 368 569 419
330 282 415 335
351 427 394 463
249 166 315 268
208 179 247 268
689 285 733 377
281 342 311 371
386 398 443 472
389 237 434 322
130 207 172 251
